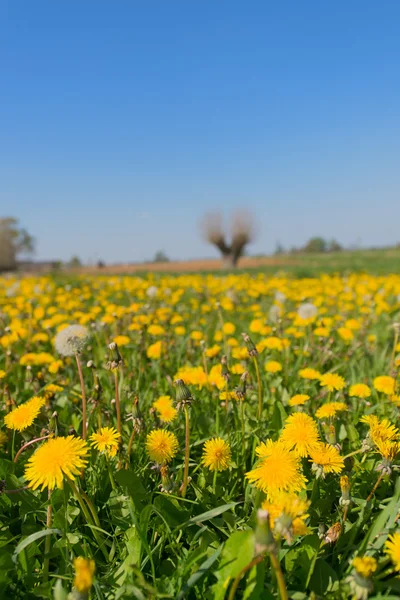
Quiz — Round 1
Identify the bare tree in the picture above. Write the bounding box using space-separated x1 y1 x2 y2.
201 210 255 268
0 218 35 272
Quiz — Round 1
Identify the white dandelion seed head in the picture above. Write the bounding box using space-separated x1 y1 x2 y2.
297 302 318 320
54 324 90 356
269 304 281 323
146 285 158 298
274 290 286 303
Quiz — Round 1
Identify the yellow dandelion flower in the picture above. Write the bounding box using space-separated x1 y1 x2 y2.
265 361 282 373
4 396 46 432
315 402 348 419
147 341 163 360
190 330 203 341
309 443 344 476
202 438 231 471
385 532 400 571
152 395 178 423
0 370 6 379
299 368 321 380
375 439 400 461
24 436 89 491
261 491 310 540
374 376 396 395
205 345 221 358
288 394 310 407
223 322 236 335
280 413 320 457
146 429 179 464
246 440 307 497
360 415 398 445
352 556 377 578
90 427 121 457
113 335 130 346
73 557 95 594
349 383 371 398
337 327 354 342
319 373 346 391
231 363 245 375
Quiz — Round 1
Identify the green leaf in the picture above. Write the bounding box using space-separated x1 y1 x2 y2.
212 530 255 600
176 544 223 600
177 502 238 529
115 470 148 513
308 559 338 596
13 529 62 563
53 580 68 600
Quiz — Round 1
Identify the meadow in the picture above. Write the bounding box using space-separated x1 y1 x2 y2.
1 270 400 599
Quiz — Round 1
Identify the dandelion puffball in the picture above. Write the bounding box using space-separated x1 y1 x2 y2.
55 324 90 356
297 302 317 320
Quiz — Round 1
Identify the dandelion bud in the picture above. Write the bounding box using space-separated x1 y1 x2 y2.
318 523 326 540
242 333 258 357
174 379 194 406
339 475 351 507
106 342 123 370
254 509 275 555
221 355 230 382
235 371 248 400
86 360 96 369
160 465 174 494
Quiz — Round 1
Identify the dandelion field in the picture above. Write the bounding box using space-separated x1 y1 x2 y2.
2 273 400 599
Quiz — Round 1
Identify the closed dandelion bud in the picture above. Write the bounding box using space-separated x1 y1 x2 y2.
159 465 175 494
242 333 258 357
221 355 230 382
318 523 326 540
274 513 295 545
106 342 123 370
339 475 351 507
254 509 275 555
324 424 337 446
174 379 194 407
361 434 374 453
49 411 58 435
235 371 248 400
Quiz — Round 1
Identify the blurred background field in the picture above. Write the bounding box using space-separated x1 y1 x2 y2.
73 247 400 278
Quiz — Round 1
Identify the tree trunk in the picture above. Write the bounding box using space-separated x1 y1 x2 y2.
221 251 239 269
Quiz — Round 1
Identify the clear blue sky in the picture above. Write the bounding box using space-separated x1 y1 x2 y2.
1 1 400 263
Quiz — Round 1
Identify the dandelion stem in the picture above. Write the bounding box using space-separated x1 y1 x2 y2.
43 490 52 582
68 479 108 561
114 370 122 437
366 473 384 502
391 328 399 372
269 550 289 600
106 456 117 491
75 354 87 440
125 428 136 468
11 430 16 461
343 448 363 460
212 469 218 494
180 405 190 498
253 356 263 420
227 555 264 600
240 399 245 453
14 434 53 463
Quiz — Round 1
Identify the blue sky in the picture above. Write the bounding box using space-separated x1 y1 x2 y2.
1 1 400 263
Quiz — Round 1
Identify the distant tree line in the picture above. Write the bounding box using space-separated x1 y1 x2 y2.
275 236 343 255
